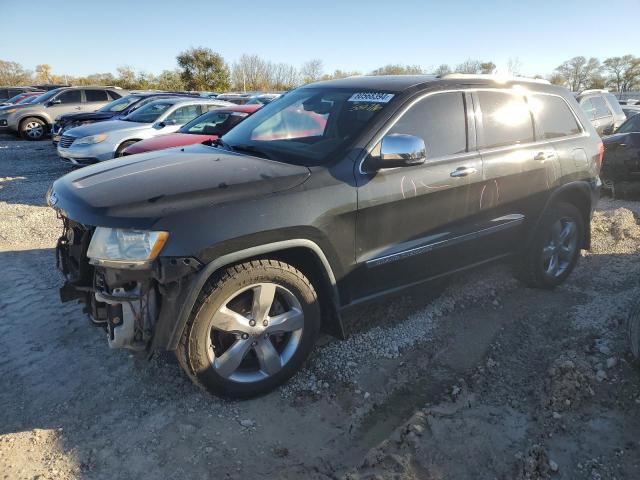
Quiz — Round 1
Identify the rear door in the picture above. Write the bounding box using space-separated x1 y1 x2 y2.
82 89 110 112
472 89 552 253
354 91 485 299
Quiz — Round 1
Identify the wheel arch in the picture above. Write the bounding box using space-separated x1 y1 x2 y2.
19 114 51 129
161 239 344 352
529 181 596 250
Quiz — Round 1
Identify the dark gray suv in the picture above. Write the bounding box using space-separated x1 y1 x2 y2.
50 74 601 397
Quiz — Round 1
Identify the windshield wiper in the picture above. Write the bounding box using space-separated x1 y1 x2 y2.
228 144 272 160
205 138 233 150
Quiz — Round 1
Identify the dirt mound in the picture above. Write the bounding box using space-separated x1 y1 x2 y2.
590 207 640 254
543 354 594 412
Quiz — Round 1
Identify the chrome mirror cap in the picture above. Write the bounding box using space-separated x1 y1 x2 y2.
378 134 427 168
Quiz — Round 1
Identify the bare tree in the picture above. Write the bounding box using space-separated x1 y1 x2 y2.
35 64 52 83
0 60 32 85
321 69 361 80
507 57 523 76
300 59 325 84
455 59 482 74
268 62 300 90
554 56 601 92
433 64 452 77
370 64 423 75
232 54 270 91
604 55 640 92
115 66 138 89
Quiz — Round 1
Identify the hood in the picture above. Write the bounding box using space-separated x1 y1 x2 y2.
58 111 118 123
124 133 215 155
0 103 34 115
48 144 311 229
64 119 148 138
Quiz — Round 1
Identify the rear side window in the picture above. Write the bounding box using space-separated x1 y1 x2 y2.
165 105 203 124
580 99 596 120
56 90 81 104
605 93 625 116
107 90 123 100
388 92 467 158
591 96 611 118
477 91 534 149
84 90 109 102
530 94 581 139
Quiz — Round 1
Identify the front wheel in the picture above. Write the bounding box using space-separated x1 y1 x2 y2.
176 260 321 398
520 202 584 289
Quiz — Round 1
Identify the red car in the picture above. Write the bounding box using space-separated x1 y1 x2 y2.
122 104 261 156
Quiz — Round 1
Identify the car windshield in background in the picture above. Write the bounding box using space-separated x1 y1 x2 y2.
32 89 62 103
179 110 248 136
4 93 28 104
123 101 174 123
220 88 394 165
98 95 139 113
24 95 43 104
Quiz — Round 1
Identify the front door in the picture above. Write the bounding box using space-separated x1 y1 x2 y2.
353 91 484 300
47 89 83 120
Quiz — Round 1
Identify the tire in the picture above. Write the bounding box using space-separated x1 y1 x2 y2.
114 140 138 157
520 201 584 289
20 117 47 140
629 303 640 360
176 260 321 398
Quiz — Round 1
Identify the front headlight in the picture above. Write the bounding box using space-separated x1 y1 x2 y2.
75 133 107 145
87 227 169 266
5 108 17 114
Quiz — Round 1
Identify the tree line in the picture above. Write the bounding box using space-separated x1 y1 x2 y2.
1 48 639 93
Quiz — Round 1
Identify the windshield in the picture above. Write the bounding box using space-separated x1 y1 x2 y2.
123 100 174 123
179 110 249 136
4 93 28 104
24 95 43 104
33 88 63 103
220 88 394 165
616 114 640 134
98 95 139 113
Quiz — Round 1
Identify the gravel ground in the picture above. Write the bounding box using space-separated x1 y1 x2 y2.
1 135 639 479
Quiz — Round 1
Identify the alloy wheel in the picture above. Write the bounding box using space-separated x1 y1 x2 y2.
207 283 304 383
542 217 578 278
25 121 43 139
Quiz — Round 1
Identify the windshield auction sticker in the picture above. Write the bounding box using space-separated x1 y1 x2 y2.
347 92 394 103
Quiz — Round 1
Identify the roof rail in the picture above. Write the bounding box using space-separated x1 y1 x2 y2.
579 88 609 95
442 73 551 85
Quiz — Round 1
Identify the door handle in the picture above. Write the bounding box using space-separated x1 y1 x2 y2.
534 151 555 161
450 166 477 177
75 106 81 110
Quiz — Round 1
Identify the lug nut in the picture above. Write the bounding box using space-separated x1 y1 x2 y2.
241 333 249 340
263 320 268 326
264 334 269 339
249 320 256 327
251 341 257 347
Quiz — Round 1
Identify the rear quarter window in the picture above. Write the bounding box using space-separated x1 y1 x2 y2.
605 93 625 116
591 96 612 118
530 94 581 139
477 91 534 149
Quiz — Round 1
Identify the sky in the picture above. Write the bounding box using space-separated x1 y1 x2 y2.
2 0 639 78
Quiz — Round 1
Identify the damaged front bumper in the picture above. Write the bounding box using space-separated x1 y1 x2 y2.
56 216 202 353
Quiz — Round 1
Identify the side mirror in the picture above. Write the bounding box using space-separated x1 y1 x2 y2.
48 99 62 106
371 134 427 170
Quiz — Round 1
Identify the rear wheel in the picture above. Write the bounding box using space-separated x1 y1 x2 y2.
20 117 47 140
176 260 321 398
520 202 584 289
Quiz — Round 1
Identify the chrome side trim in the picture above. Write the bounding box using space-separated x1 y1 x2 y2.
365 216 524 268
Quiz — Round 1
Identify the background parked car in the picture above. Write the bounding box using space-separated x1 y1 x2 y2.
0 86 42 103
601 113 640 183
622 105 640 119
57 97 233 165
0 91 44 107
216 92 282 105
4 86 127 140
122 104 261 155
52 92 202 144
576 90 626 135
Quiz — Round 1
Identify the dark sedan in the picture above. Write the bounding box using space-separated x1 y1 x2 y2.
601 114 640 183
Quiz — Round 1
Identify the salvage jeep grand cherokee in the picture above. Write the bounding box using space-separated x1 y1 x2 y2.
49 75 601 398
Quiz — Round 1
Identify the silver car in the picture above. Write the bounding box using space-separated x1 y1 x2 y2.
57 98 232 165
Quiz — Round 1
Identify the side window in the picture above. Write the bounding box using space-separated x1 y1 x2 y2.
56 90 82 104
387 92 467 159
166 105 202 124
84 90 109 102
0 89 8 98
580 99 596 120
591 96 611 118
477 91 534 149
530 94 581 139
605 93 625 116
107 90 123 100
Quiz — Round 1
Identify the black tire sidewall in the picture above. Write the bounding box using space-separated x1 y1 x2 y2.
185 262 320 398
20 117 46 141
526 202 584 289
115 140 137 157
